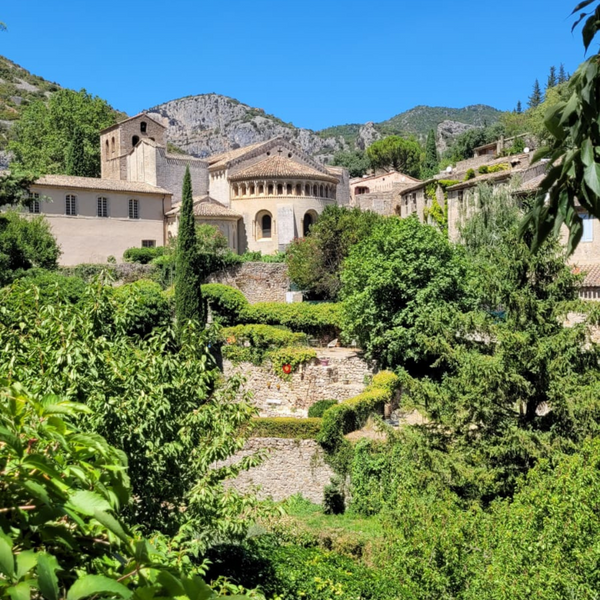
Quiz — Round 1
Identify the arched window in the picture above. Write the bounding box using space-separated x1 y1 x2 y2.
140 121 147 133
313 184 319 197
249 184 255 195
111 137 115 155
319 184 324 197
286 183 292 195
305 184 311 196
65 194 77 216
257 211 272 240
296 184 302 196
303 211 316 237
232 184 239 197
105 140 109 156
258 184 264 195
132 135 140 146
277 184 283 195
268 184 274 196
129 198 139 219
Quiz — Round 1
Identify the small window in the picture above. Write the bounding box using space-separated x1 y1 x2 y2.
582 214 594 242
66 194 77 216
303 212 315 237
142 240 156 248
140 121 147 133
129 198 139 219
28 192 40 214
257 212 272 240
132 135 139 146
97 197 108 218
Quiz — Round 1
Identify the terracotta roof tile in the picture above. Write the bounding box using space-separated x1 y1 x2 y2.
578 264 600 287
229 155 338 183
207 141 272 169
34 174 171 195
166 196 241 219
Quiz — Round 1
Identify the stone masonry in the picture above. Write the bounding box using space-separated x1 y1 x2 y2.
207 262 290 304
219 437 334 503
224 347 375 417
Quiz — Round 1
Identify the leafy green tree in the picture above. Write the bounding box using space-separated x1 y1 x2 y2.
10 88 116 176
0 210 60 286
286 205 382 300
421 129 439 178
522 1 600 253
0 381 247 600
0 167 38 208
366 136 421 177
175 166 205 328
528 78 542 108
341 216 472 374
443 123 505 163
331 149 370 178
65 126 93 176
546 65 557 91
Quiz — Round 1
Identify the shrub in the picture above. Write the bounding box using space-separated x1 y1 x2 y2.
487 162 510 173
464 168 476 181
323 477 346 515
318 371 399 453
112 279 172 337
123 245 166 264
13 269 87 305
239 250 286 263
251 417 322 439
202 283 248 325
478 165 489 174
269 346 318 378
308 399 338 418
242 302 343 339
59 263 116 281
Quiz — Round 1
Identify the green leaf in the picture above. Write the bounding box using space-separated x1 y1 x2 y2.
7 582 31 600
156 571 185 597
66 575 132 600
37 552 59 600
22 479 52 506
571 0 595 15
68 490 111 516
584 162 600 196
582 139 594 167
0 530 15 578
92 510 130 545
181 575 213 600
15 551 37 578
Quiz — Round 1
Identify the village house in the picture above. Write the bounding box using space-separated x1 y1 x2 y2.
26 114 350 264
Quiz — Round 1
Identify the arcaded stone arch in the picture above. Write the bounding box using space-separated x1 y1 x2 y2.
256 210 273 240
296 183 302 196
303 209 318 237
277 183 283 195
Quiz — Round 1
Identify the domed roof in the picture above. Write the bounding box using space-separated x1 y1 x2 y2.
229 155 338 183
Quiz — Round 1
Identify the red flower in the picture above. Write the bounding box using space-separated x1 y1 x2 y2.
282 364 292 374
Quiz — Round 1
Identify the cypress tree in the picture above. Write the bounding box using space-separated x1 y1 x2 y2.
515 101 522 114
422 129 439 178
528 80 542 108
65 128 88 176
546 65 557 91
175 165 204 329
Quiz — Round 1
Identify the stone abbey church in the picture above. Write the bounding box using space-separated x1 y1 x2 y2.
30 113 350 265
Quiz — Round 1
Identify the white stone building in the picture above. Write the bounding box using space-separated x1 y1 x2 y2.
27 113 350 264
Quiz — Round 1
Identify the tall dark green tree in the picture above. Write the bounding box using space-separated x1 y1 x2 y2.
546 65 557 91
175 166 204 327
528 79 542 108
421 129 439 178
515 100 522 113
65 127 91 177
558 63 568 84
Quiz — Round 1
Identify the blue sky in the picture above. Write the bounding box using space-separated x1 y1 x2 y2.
0 1 587 130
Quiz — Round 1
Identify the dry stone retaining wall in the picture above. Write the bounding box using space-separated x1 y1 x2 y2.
224 348 375 417
219 437 334 504
206 262 289 304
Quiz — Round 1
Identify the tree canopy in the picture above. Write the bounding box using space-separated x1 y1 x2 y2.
366 136 421 177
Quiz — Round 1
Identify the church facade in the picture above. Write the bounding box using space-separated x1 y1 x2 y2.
28 114 349 265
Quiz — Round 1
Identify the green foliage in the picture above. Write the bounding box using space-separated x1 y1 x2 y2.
238 250 286 263
307 399 338 418
318 372 399 453
250 417 322 439
202 283 249 326
478 164 489 174
366 135 422 177
7 269 86 310
59 263 116 282
0 168 38 209
286 205 382 301
0 210 60 286
65 126 93 177
10 88 116 176
529 78 542 108
331 149 370 178
242 302 343 339
341 216 472 373
323 478 345 515
421 128 439 178
175 166 204 328
112 279 172 338
123 245 166 264
0 382 236 600
269 346 317 378
443 123 505 163
464 168 475 181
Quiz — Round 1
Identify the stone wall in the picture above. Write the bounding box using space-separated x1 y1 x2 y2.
219 437 334 503
206 262 290 304
224 348 375 417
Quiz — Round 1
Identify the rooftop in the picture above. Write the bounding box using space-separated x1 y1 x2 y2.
34 174 171 195
229 155 339 183
577 264 600 288
207 141 272 170
166 196 241 219
100 112 165 134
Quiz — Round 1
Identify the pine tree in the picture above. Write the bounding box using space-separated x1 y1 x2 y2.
422 129 439 178
558 63 568 84
528 79 542 108
546 66 557 91
175 166 204 329
65 128 88 177
515 101 522 114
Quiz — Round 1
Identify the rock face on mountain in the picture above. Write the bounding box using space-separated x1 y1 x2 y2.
436 120 477 154
146 94 349 163
356 122 381 150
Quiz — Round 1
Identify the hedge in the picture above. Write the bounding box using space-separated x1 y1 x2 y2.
308 399 339 418
123 246 166 264
317 371 399 452
202 283 249 326
242 302 343 338
251 417 322 439
222 324 307 349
